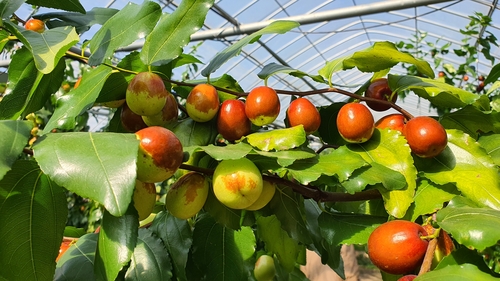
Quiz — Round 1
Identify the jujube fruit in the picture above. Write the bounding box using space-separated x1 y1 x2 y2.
365 78 397 111
245 180 276 211
135 126 183 183
133 180 157 221
25 19 45 33
375 113 405 133
217 99 251 141
142 91 178 127
166 172 209 219
337 103 374 143
213 158 263 209
286 97 321 134
120 102 147 132
403 116 447 158
368 220 429 275
254 254 276 281
397 275 417 281
186 83 220 122
126 72 167 116
245 86 280 126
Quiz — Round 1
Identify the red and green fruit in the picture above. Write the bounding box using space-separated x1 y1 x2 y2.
254 254 276 281
375 113 405 133
337 103 374 143
217 99 251 141
56 238 75 262
186 83 220 122
126 72 167 116
212 158 263 209
121 102 148 132
403 116 447 158
245 86 280 126
166 172 209 219
24 18 45 33
142 91 178 127
368 220 429 275
397 275 417 281
245 180 276 211
135 126 184 183
133 180 157 221
286 97 321 134
365 78 397 111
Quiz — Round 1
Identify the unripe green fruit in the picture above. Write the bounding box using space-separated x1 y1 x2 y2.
245 180 276 211
213 158 263 209
254 255 276 281
126 72 167 116
166 172 209 219
133 180 156 221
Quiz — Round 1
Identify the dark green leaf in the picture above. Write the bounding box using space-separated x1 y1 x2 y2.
343 41 435 78
88 1 161 65
317 102 346 145
141 0 214 66
478 133 500 166
94 206 139 281
245 125 306 152
434 246 497 275
27 0 85 13
0 120 31 180
150 211 192 281
204 188 243 230
39 7 119 34
63 226 87 238
191 214 254 281
201 20 299 77
0 0 24 18
441 106 500 138
171 118 218 147
125 228 172 281
0 160 67 280
43 65 113 133
258 62 326 84
414 264 498 281
415 130 500 210
54 233 98 281
33 132 139 217
484 62 500 85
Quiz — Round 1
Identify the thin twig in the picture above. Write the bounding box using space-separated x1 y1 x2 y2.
418 238 438 275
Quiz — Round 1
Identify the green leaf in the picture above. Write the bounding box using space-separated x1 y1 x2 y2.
141 0 214 66
485 62 500 85
434 246 497 275
478 133 500 166
436 197 500 251
150 211 192 281
343 41 435 78
0 120 31 180
441 106 500 138
255 148 316 167
94 206 139 281
201 20 299 77
43 65 113 133
125 228 172 281
4 21 79 74
26 0 85 13
0 160 67 281
245 125 306 152
318 212 386 246
317 102 346 145
389 75 480 109
188 142 253 161
318 56 351 86
0 0 25 18
269 186 311 245
191 214 253 281
33 132 139 217
258 63 326 84
39 7 119 34
341 162 407 194
204 188 244 230
415 130 500 210
63 226 87 238
171 118 218 147
0 47 40 120
256 215 303 272
405 179 459 222
88 1 161 65
54 233 98 281
285 146 367 185
415 264 498 281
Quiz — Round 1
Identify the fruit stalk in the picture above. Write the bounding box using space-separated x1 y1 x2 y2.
418 237 438 275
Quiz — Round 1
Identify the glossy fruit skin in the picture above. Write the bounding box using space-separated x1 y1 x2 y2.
121 102 148 132
287 97 321 134
245 86 280 126
217 99 251 141
186 84 220 122
403 116 447 158
56 239 72 262
365 78 397 111
375 113 405 133
337 103 374 143
142 91 178 127
25 19 45 33
397 275 417 281
246 180 276 211
213 158 263 209
254 255 276 281
126 72 167 116
133 180 156 221
135 126 183 183
368 220 428 275
166 172 209 219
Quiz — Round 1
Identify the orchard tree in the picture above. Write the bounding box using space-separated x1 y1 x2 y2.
1 0 500 281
